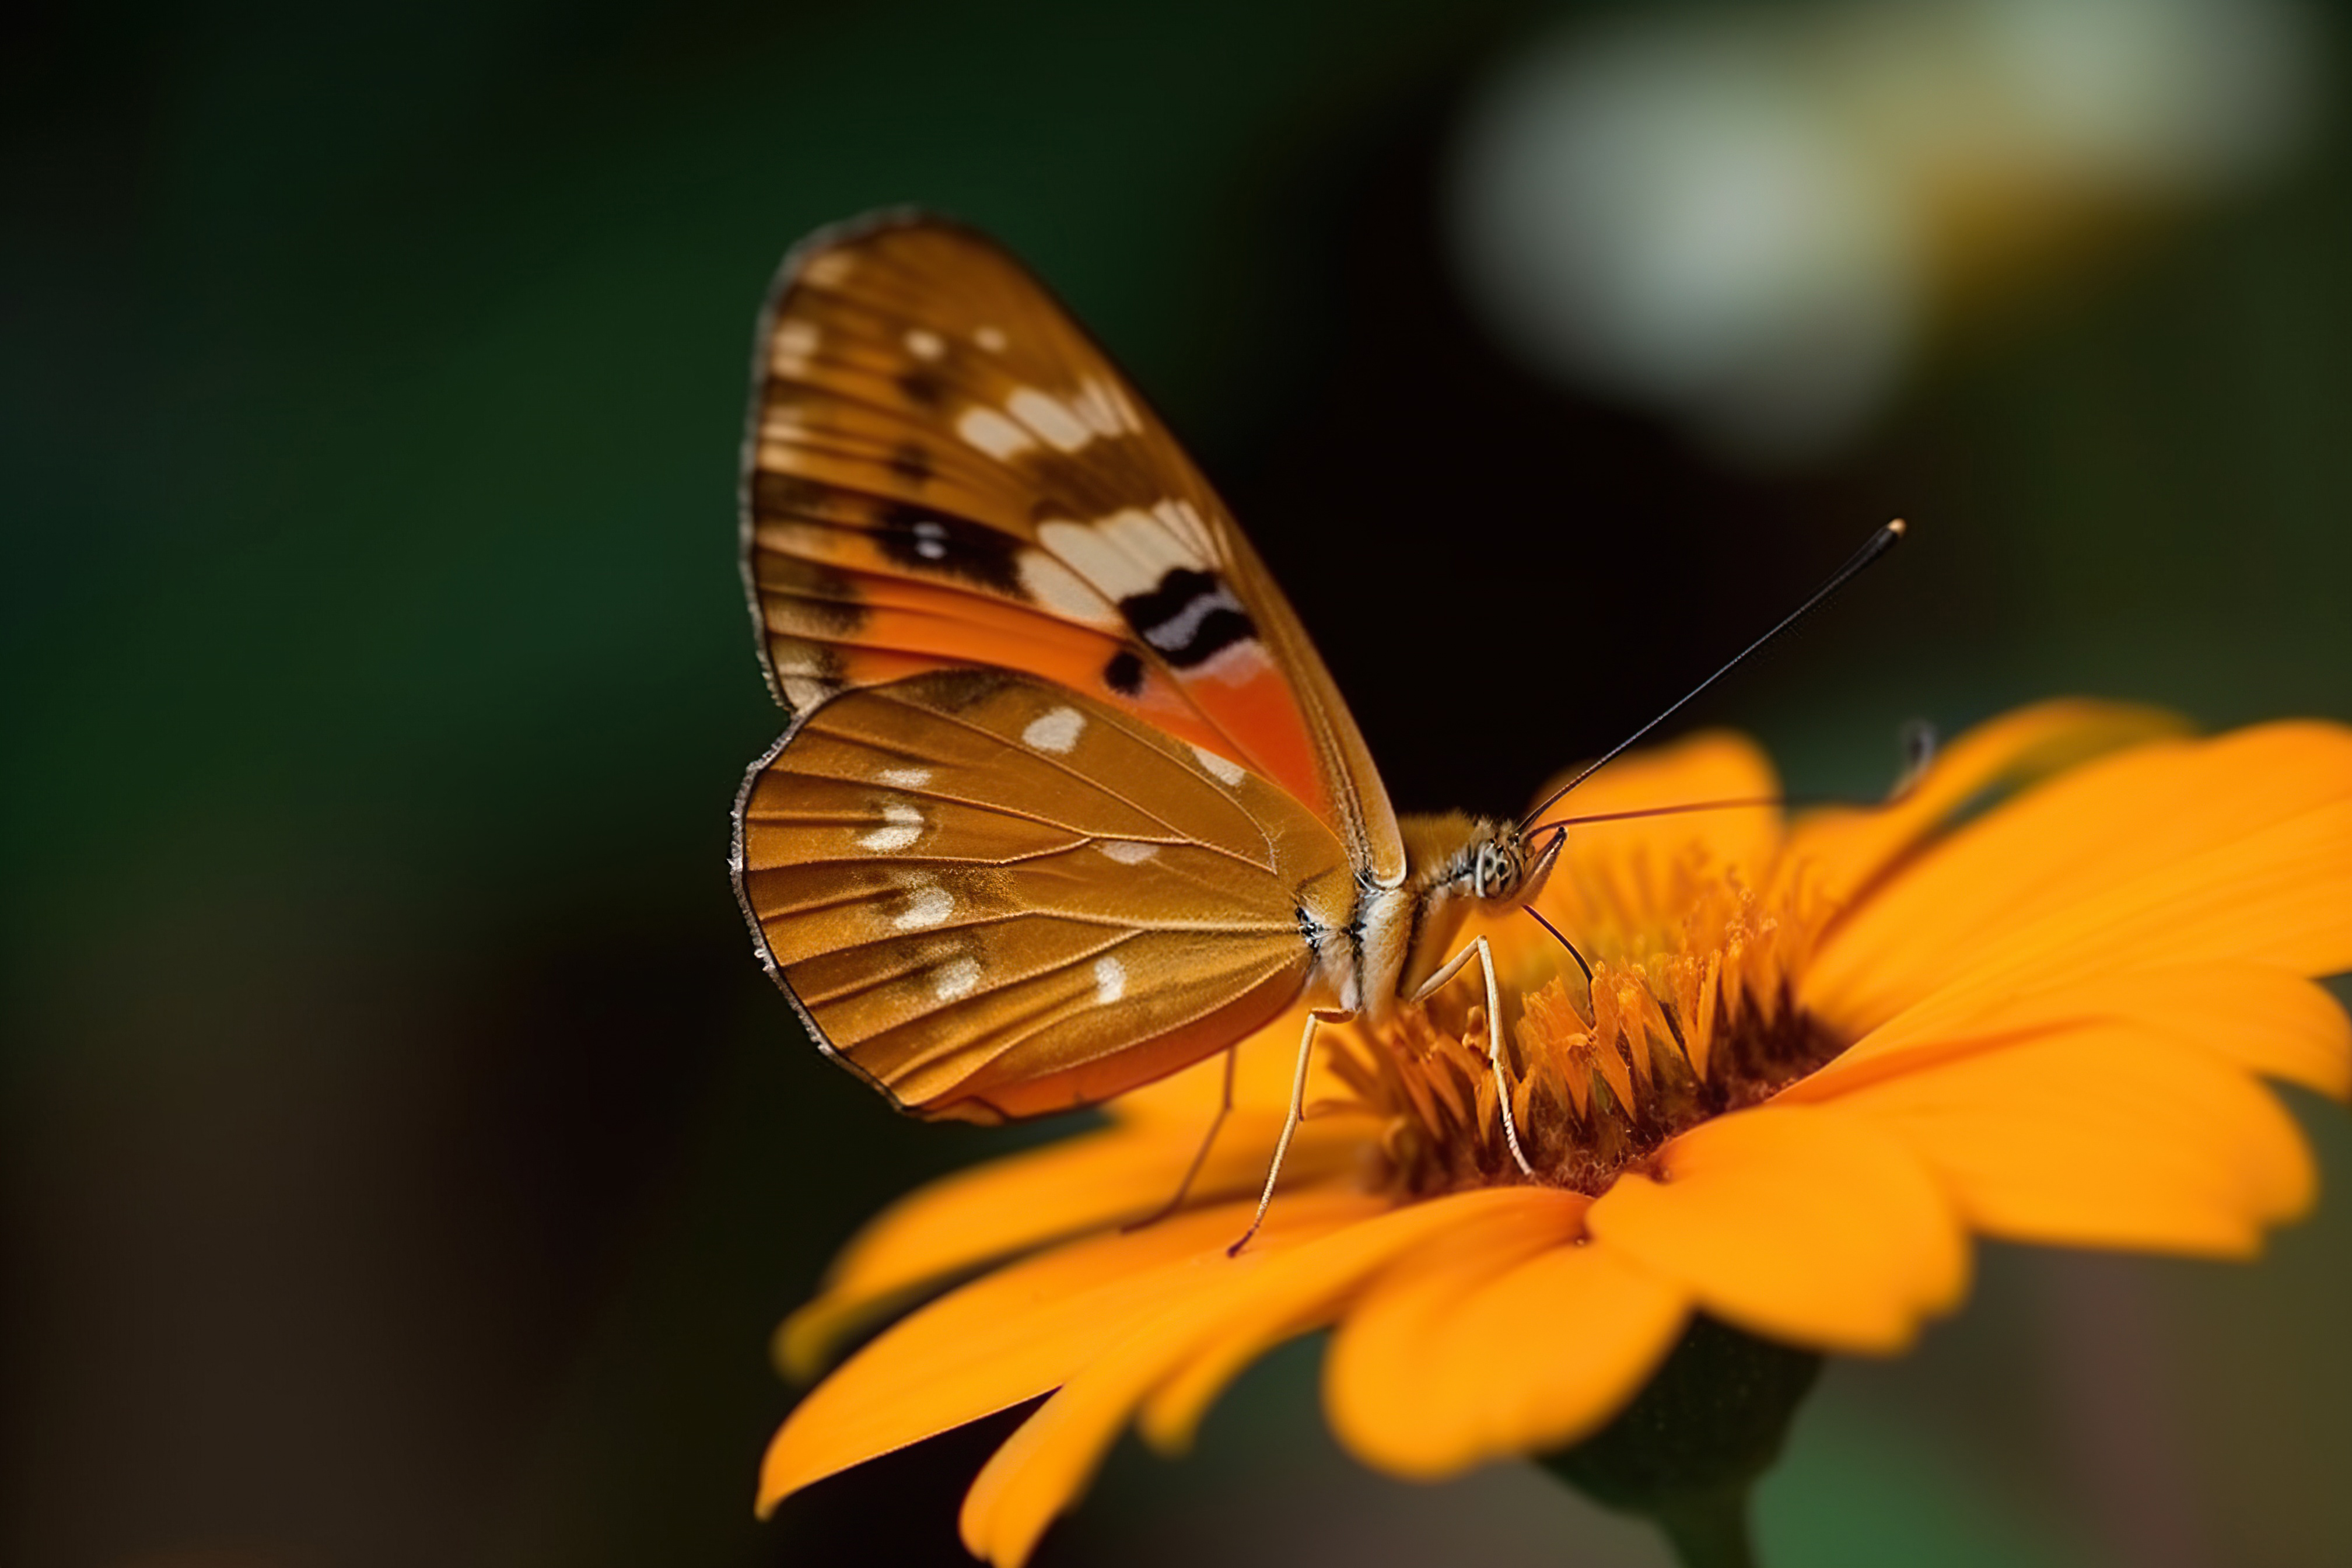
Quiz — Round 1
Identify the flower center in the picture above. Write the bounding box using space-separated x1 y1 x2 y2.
1329 872 1849 1197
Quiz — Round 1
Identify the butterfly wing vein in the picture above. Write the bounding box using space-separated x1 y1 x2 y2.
736 670 1354 1122
739 214 1404 884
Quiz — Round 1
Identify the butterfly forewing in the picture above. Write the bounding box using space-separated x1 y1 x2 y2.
734 671 1357 1123
743 214 1402 884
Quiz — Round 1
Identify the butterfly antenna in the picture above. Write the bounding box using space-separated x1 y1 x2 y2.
1520 520 1907 831
1524 731 1950 836
1521 905 1592 984
1525 795 1786 838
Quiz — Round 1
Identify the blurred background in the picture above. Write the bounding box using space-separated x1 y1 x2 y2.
7 1 2351 1564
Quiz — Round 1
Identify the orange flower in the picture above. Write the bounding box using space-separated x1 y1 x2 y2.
758 701 2352 1566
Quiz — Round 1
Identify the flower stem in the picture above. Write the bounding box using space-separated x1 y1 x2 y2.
1654 1485 1759 1568
1535 1315 1818 1568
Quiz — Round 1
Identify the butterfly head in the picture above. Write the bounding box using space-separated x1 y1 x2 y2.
1468 820 1564 906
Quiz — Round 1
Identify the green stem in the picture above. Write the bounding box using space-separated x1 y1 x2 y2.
1654 1485 1759 1568
1535 1315 1817 1568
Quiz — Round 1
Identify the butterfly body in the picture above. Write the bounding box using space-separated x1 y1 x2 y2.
731 214 1552 1142
1349 813 1556 1016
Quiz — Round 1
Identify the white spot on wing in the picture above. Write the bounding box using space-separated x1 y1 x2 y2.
957 406 1035 459
904 328 944 360
1037 519 1153 599
1153 498 1217 559
1017 548 1120 625
755 519 829 556
1097 839 1160 864
1035 506 1213 602
782 674 834 710
760 405 810 443
1005 380 1143 454
975 325 1007 352
756 408 816 473
1105 507 1206 575
1023 706 1086 754
1192 745 1247 786
859 802 925 851
1044 510 1223 601
893 881 956 930
878 766 933 789
934 956 982 1002
771 320 819 376
1008 387 1092 452
1093 955 1127 1005
911 518 949 561
1074 377 1143 435
803 251 854 287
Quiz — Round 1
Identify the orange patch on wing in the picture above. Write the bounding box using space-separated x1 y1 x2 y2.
1174 654 1330 820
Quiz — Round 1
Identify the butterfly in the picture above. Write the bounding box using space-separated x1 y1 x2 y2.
729 212 1566 1234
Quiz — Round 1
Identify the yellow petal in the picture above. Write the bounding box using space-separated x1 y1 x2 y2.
1586 1104 1968 1354
2082 967 2351 1095
779 1111 1374 1376
758 1187 1383 1514
1786 699 2187 906
1323 1220 1688 1478
1805 796 2352 1096
1806 723 2352 1031
1137 1188 1595 1458
1813 1023 2314 1256
957 1188 1553 1568
1795 962 2351 1104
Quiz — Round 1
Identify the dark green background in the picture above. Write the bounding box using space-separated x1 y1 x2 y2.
8 2 2350 1565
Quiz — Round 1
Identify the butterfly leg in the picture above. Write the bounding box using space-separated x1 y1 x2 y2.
1409 936 1536 1177
1122 1047 1238 1233
1228 1010 1338 1257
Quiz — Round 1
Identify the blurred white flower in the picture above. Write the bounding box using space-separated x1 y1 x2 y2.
1450 0 2325 463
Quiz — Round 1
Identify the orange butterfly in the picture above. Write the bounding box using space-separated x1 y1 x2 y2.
730 213 1570 1233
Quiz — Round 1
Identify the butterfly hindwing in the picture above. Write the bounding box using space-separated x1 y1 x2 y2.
743 213 1404 883
733 670 1358 1123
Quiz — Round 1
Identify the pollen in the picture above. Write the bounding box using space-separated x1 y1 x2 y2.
1334 872 1846 1198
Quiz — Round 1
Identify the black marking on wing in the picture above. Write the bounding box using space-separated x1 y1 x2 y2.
1103 649 1146 696
1117 567 1257 670
753 471 828 515
889 442 933 487
919 667 1015 713
765 635 849 712
876 502 1028 597
755 555 869 635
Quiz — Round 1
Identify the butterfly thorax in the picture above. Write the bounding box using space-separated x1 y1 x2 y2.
1321 812 1552 1022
